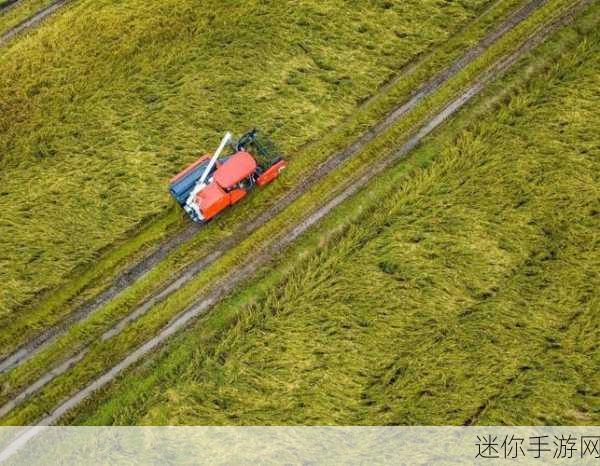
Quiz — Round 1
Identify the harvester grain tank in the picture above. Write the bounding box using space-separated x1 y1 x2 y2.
169 129 287 222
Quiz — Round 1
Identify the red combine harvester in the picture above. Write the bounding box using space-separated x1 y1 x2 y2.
169 129 287 223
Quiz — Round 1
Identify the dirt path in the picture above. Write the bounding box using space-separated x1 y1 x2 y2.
0 0 547 377
0 0 22 14
0 1 589 443
0 0 68 45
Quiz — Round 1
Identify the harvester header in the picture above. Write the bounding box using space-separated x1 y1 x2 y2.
169 129 287 223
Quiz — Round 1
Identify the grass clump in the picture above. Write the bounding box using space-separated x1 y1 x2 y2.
67 5 599 426
0 0 491 322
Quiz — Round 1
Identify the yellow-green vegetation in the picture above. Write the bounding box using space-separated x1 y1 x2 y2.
1 0 539 360
69 5 599 425
0 0 492 322
0 0 58 36
0 0 557 423
0 0 589 426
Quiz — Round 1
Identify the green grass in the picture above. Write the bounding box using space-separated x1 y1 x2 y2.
0 0 589 425
0 0 492 325
65 3 600 426
0 0 58 36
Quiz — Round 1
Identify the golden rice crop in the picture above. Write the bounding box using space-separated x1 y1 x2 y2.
70 9 599 425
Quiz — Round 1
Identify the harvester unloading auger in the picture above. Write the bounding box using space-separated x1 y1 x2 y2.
169 129 287 223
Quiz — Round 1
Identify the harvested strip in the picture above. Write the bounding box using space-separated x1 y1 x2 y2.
0 224 200 374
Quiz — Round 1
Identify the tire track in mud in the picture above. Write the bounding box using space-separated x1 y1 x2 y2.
0 0 547 377
0 0 69 46
0 0 590 441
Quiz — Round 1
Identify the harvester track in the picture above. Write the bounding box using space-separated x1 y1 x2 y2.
0 0 590 439
0 0 22 14
0 0 69 46
0 0 547 377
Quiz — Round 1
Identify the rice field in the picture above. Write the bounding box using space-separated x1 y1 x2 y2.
0 0 493 322
69 5 599 425
0 0 574 425
0 0 597 429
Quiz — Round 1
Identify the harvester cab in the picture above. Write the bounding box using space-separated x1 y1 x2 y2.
169 129 287 223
